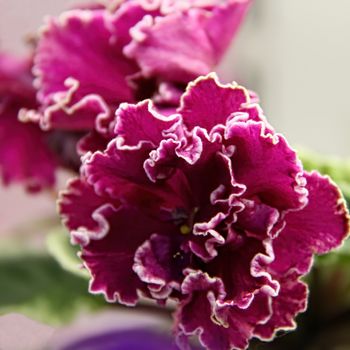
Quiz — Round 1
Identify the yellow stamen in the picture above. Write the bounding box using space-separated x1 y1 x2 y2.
180 225 191 235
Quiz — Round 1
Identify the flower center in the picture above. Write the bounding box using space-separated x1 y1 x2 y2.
172 207 199 235
180 224 191 235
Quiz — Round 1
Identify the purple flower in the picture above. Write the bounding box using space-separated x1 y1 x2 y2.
21 0 251 145
49 310 186 350
0 311 195 350
59 74 349 350
0 53 57 192
54 328 183 350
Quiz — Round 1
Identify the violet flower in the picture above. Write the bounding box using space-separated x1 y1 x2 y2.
59 74 349 349
0 53 57 192
49 310 185 350
54 329 180 350
21 0 251 153
0 311 191 350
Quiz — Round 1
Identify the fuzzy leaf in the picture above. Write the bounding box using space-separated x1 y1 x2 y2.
46 228 89 279
0 255 105 325
298 148 350 202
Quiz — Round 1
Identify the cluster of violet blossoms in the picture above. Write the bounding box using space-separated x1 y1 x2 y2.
1 0 349 349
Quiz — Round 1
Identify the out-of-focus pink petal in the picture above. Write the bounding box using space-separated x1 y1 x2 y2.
0 112 56 192
33 9 137 130
124 0 252 83
0 53 57 191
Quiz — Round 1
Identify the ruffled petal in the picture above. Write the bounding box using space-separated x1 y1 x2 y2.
109 1 156 47
254 274 308 340
82 204 153 305
33 9 137 130
83 140 152 197
133 233 186 299
176 270 271 350
58 177 109 243
37 10 136 104
226 120 307 211
270 171 350 276
114 100 180 149
124 0 251 83
178 74 250 131
205 237 278 306
78 129 111 154
21 79 111 131
59 178 175 305
236 199 282 240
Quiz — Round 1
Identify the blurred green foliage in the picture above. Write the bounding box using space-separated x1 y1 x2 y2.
299 148 350 203
0 254 105 326
46 228 89 279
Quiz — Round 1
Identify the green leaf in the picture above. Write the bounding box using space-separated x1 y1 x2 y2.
46 228 89 279
310 247 350 321
298 148 350 202
0 255 106 326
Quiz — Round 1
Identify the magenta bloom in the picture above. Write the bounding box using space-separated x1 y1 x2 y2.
0 53 57 191
59 74 349 350
22 0 251 138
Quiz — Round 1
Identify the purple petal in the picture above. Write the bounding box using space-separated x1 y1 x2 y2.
37 10 136 104
133 233 185 299
0 111 56 191
226 120 307 211
58 178 109 242
270 171 350 276
21 82 111 131
83 140 153 197
82 203 180 305
254 274 308 340
0 53 57 191
178 73 250 131
78 130 111 154
176 270 271 350
60 178 175 305
33 9 137 130
205 237 278 306
236 199 282 240
124 0 251 82
114 100 180 149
